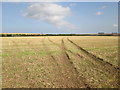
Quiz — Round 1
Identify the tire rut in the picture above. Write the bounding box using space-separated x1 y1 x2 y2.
41 37 59 67
48 37 84 59
48 37 120 87
41 37 63 87
48 38 60 47
48 37 92 88
61 39 91 88
67 38 119 76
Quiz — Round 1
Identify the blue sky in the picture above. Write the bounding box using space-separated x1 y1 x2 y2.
2 2 118 34
0 2 2 33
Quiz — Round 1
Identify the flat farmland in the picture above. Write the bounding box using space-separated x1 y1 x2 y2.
1 36 119 88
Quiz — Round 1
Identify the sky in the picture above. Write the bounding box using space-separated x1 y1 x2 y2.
0 2 2 33
1 2 118 34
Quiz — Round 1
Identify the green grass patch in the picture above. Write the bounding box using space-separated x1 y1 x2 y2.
0 53 11 58
15 50 61 57
38 50 61 56
85 46 118 51
2 50 61 58
68 49 79 53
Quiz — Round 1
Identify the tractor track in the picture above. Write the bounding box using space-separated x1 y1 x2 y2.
48 37 120 87
48 37 84 59
42 37 89 88
48 38 60 47
41 37 67 87
61 39 91 88
48 37 92 88
41 37 59 67
67 38 120 76
41 37 62 74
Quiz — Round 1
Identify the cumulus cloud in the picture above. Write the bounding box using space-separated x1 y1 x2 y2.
113 24 118 27
96 11 102 16
23 3 79 30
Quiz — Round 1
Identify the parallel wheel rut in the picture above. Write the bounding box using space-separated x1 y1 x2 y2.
48 37 92 88
67 38 120 76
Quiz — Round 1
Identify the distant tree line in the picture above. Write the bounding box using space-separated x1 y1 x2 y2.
0 33 119 37
46 34 96 36
36 33 119 36
0 33 46 37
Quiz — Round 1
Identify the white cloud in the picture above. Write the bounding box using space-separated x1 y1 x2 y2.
23 3 79 30
113 24 118 27
96 11 102 16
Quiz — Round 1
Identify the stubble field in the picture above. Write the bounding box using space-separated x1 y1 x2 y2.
1 36 119 88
